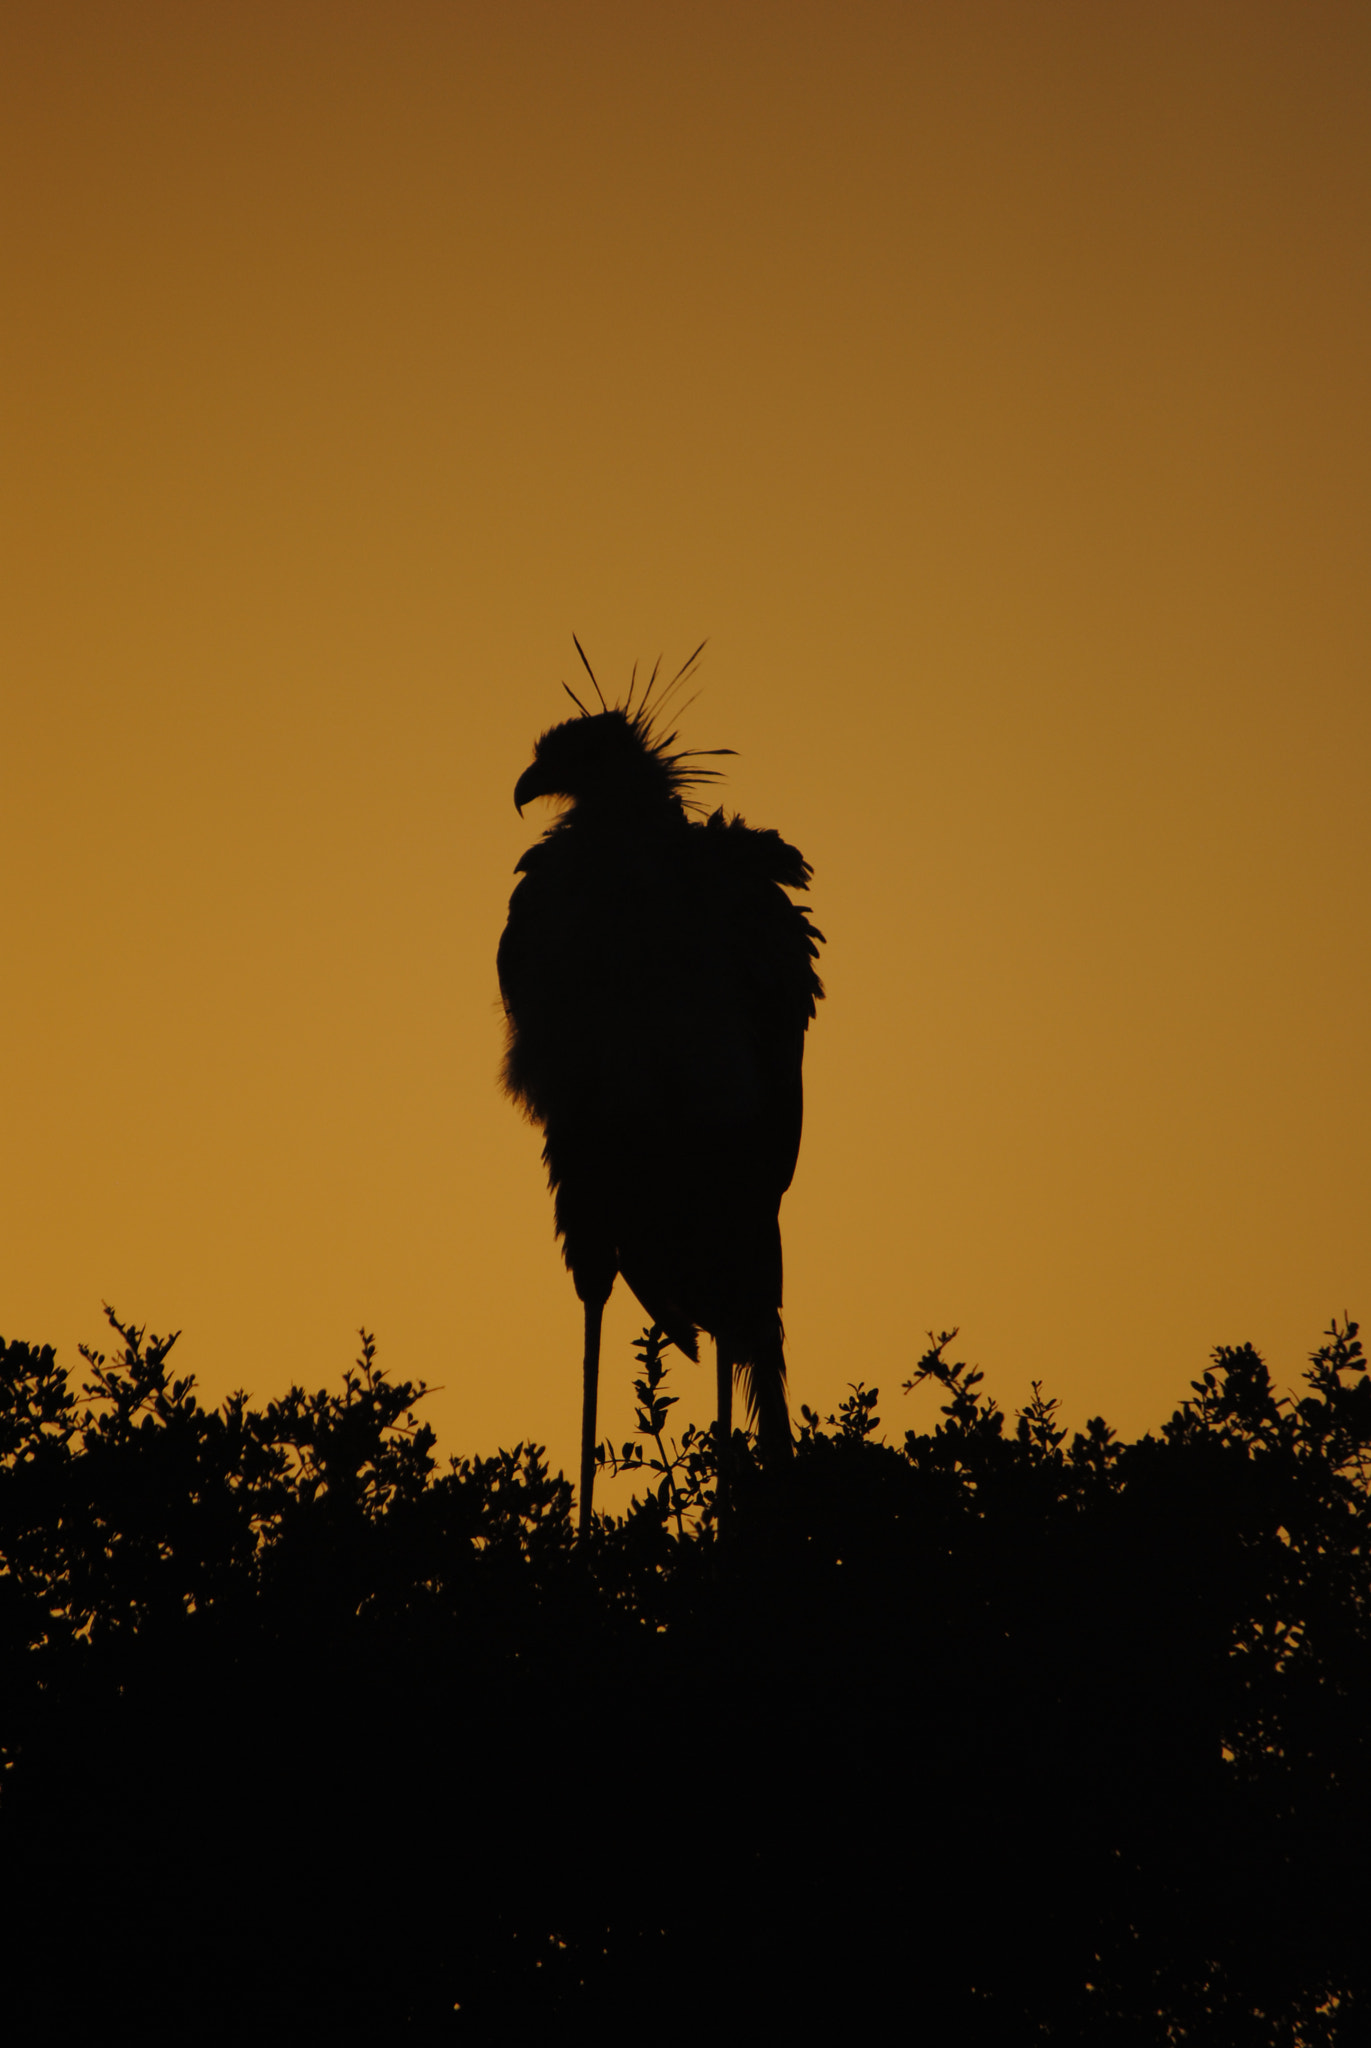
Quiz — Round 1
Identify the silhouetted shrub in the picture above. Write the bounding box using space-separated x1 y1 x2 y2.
2 1309 1368 2041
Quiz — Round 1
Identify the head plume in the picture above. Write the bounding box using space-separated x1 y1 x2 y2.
513 641 734 816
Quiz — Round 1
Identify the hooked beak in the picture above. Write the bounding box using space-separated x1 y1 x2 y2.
513 762 552 816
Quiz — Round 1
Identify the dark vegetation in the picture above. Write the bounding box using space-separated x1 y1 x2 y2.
3 1311 1369 2043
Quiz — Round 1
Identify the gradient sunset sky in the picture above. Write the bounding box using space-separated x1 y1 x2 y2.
3 0 1367 1485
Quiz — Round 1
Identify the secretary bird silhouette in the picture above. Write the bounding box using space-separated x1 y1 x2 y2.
498 643 825 1537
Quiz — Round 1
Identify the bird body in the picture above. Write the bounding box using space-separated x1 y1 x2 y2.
498 657 823 1530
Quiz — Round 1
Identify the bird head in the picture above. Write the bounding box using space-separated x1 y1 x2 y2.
514 708 669 814
514 644 733 818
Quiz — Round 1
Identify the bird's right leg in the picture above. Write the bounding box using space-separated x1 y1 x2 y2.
716 1341 735 1530
578 1290 606 1542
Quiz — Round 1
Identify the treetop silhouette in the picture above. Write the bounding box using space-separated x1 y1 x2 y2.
2 1306 1368 2037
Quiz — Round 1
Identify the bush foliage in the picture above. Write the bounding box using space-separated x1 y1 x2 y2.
2 1309 1369 2040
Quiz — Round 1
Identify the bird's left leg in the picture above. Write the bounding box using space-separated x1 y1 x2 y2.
578 1290 607 1542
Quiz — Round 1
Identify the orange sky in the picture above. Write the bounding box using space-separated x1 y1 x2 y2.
3 0 1368 1489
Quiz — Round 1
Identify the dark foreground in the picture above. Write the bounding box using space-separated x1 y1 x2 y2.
2 1313 1368 2042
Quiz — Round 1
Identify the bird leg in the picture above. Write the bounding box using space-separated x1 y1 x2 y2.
715 1340 734 1529
578 1292 605 1541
